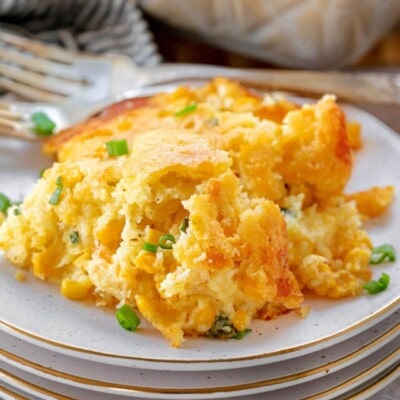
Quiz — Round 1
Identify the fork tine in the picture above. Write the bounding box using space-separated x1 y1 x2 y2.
0 76 67 103
0 103 39 141
0 126 38 141
0 31 74 64
0 108 28 121
0 46 86 82
0 114 25 130
0 102 30 120
0 116 36 141
0 62 85 98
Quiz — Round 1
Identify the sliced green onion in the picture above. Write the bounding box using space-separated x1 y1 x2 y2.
379 272 390 287
0 195 22 217
115 304 140 331
159 233 176 249
31 112 56 136
143 242 158 253
49 176 63 205
206 314 251 339
179 217 189 233
370 244 396 264
363 272 390 294
39 168 46 178
69 231 79 244
174 104 197 117
0 193 11 214
206 315 234 338
232 328 252 340
106 139 129 157
49 187 63 205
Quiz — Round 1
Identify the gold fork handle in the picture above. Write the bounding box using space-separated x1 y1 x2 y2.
145 64 400 104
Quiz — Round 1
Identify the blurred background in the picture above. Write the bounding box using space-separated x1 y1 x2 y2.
139 0 400 132
138 0 400 132
139 0 400 70
0 0 399 130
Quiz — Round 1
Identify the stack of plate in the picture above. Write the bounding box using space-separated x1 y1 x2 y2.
0 96 399 400
0 281 398 400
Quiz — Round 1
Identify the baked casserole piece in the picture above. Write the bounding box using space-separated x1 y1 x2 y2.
0 78 394 347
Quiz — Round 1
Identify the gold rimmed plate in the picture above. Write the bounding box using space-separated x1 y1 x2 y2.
1 338 399 400
0 383 34 400
0 311 398 398
0 91 399 371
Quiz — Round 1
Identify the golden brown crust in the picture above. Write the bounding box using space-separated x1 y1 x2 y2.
43 97 152 156
276 95 352 199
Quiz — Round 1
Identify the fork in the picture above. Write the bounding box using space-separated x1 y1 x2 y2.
0 31 399 104
0 84 179 140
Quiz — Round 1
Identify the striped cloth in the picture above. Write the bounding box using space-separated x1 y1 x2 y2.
0 0 161 66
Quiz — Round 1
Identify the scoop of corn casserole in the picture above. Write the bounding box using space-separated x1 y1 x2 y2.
0 130 302 347
0 78 394 347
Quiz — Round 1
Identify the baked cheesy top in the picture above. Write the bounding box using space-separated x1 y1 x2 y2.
0 78 394 347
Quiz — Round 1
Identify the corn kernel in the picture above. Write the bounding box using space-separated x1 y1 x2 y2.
61 278 93 300
134 250 158 273
232 309 250 332
146 228 163 244
194 305 216 330
32 247 63 280
96 218 124 248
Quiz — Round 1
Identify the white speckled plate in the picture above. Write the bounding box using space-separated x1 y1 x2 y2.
0 95 399 371
0 310 398 398
0 337 398 400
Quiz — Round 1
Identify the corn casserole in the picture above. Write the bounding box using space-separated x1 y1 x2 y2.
0 78 394 347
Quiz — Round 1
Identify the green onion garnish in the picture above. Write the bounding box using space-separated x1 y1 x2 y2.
159 233 176 249
49 176 63 205
0 193 11 214
39 168 46 178
115 304 140 332
174 104 197 117
363 272 390 294
206 314 251 339
69 231 79 244
370 244 396 264
179 217 189 233
106 139 129 157
143 242 158 253
31 112 56 136
232 328 252 340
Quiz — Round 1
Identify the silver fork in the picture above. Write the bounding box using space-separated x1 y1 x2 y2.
0 100 85 140
0 31 399 104
0 85 178 140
